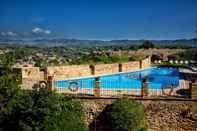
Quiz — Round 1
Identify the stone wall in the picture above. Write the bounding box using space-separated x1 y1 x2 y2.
145 101 197 131
141 56 151 69
47 65 92 80
19 57 151 88
121 61 140 72
20 67 44 80
16 67 44 89
94 63 119 75
80 99 197 131
47 56 151 80
192 82 197 100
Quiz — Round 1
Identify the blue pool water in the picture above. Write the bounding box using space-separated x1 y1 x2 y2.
54 67 179 90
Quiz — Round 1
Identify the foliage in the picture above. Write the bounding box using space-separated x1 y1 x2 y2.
0 53 88 131
139 40 154 49
104 99 147 131
162 44 192 49
177 48 197 61
1 85 88 131
45 97 88 131
0 46 149 67
93 55 143 64
129 45 139 50
158 61 188 68
0 52 21 130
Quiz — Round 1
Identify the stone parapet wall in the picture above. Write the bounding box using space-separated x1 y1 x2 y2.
21 67 44 80
15 67 44 90
192 82 197 100
141 56 151 69
94 63 119 76
121 61 140 72
47 65 92 80
19 57 151 88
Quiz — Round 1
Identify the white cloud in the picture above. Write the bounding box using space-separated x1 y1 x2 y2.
32 27 51 34
45 30 51 34
0 31 17 36
7 31 17 36
32 27 42 33
0 28 52 38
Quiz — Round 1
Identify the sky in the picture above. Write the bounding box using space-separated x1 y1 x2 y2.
0 0 197 40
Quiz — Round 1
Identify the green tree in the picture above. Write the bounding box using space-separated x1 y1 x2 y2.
0 52 88 131
178 48 197 61
129 45 139 50
139 40 154 49
104 99 147 131
0 52 21 130
1 82 88 131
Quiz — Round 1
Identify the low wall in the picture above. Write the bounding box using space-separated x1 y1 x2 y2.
47 65 92 80
20 67 44 80
141 56 151 69
94 63 119 76
192 82 197 100
48 56 151 80
121 61 140 72
19 56 151 89
16 67 44 89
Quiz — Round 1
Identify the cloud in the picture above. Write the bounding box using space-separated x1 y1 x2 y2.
0 27 53 38
32 27 51 35
7 31 17 36
0 31 17 37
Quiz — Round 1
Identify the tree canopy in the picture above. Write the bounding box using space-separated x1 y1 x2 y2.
0 53 88 131
104 99 147 131
139 40 154 49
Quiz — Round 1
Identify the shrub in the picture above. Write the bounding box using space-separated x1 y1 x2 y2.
139 40 154 49
104 99 147 131
158 61 188 68
1 86 88 131
177 48 197 61
44 98 88 131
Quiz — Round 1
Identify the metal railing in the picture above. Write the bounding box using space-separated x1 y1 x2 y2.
53 77 190 98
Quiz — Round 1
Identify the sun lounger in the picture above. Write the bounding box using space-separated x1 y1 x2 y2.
184 60 189 64
169 60 173 64
175 60 178 64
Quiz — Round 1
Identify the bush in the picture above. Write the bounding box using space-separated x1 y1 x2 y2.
139 40 154 49
44 98 88 131
1 87 88 131
0 55 88 131
177 48 197 61
93 55 144 64
158 61 188 68
104 99 147 131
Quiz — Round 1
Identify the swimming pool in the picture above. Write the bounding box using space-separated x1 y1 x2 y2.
54 67 179 91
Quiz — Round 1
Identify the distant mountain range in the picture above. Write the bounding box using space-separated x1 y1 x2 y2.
0 37 196 47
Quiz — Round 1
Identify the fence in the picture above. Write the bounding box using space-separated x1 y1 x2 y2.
53 77 188 97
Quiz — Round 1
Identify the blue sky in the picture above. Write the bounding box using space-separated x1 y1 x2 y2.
0 0 197 40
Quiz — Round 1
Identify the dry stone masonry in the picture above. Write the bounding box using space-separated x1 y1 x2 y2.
80 99 197 131
18 56 151 89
